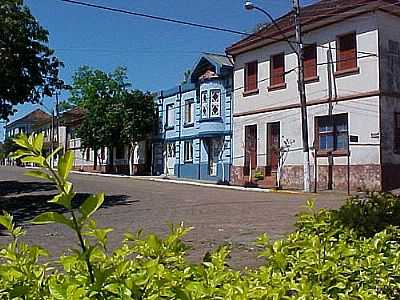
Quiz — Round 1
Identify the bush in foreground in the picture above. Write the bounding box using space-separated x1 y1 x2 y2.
1 133 400 299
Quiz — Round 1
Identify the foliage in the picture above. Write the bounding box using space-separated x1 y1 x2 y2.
2 133 400 299
0 0 63 120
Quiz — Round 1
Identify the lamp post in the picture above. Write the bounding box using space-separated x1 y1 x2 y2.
244 0 311 192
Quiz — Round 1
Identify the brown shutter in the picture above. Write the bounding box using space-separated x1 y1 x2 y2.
271 53 285 86
338 33 357 71
245 61 258 92
304 44 317 79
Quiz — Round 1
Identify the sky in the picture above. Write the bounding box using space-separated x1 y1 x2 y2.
0 0 318 141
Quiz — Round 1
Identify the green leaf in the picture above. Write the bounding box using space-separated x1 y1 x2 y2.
0 214 13 231
32 133 44 153
79 193 104 220
31 212 74 229
20 156 45 166
12 134 30 149
9 149 31 159
58 150 74 180
46 146 63 162
49 192 74 209
24 170 53 181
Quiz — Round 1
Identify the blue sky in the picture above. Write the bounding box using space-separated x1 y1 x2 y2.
1 0 317 141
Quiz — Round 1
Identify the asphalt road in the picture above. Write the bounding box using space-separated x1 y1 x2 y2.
0 166 345 268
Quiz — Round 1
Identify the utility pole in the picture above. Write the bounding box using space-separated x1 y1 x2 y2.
293 0 311 192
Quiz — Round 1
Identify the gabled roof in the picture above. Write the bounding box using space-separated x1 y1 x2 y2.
190 52 233 82
5 109 51 128
61 106 86 126
226 0 400 56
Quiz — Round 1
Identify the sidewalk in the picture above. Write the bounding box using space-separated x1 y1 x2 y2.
70 170 310 195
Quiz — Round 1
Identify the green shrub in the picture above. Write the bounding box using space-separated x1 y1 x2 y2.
1 133 400 299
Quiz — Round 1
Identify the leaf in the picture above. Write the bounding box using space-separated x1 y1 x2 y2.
24 170 53 181
12 134 30 149
31 212 74 229
9 149 31 159
58 150 74 180
46 146 63 162
32 133 44 153
20 156 45 166
79 193 105 220
0 213 13 231
49 192 74 209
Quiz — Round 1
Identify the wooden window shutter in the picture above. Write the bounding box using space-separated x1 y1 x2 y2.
245 61 258 92
338 33 357 71
271 53 285 86
304 44 317 79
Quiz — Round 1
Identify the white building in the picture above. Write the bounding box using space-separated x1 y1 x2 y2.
226 0 400 191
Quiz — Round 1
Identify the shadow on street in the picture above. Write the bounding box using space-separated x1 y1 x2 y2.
0 179 134 236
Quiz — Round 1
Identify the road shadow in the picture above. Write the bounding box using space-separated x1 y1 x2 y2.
0 192 134 224
0 180 56 196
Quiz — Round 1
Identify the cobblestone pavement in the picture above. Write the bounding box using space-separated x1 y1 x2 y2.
0 166 346 269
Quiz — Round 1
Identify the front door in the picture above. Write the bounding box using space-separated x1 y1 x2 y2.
165 143 175 176
208 139 221 176
244 125 257 177
267 122 280 170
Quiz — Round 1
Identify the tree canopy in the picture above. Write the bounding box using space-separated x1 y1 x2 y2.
0 0 63 120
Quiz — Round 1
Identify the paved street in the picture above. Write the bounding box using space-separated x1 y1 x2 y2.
0 166 345 268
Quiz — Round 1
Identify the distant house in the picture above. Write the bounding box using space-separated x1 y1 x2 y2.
62 107 150 175
226 0 400 191
5 109 51 139
152 53 234 182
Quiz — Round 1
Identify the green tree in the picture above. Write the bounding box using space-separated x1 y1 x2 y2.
68 66 130 170
0 0 63 120
118 90 155 175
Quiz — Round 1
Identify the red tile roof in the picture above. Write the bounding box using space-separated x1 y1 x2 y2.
226 0 400 56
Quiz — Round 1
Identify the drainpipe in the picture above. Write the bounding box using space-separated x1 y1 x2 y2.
178 86 182 178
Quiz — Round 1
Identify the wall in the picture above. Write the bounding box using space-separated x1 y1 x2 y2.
377 11 400 190
231 13 382 190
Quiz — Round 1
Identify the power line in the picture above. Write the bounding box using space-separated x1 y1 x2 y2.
58 0 247 36
57 0 379 57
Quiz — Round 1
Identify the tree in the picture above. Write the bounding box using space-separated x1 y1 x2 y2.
0 0 63 120
68 66 130 170
118 90 155 175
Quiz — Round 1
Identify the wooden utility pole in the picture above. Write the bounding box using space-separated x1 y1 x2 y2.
293 0 311 192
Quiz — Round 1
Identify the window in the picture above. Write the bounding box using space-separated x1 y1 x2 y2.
167 143 175 158
394 113 400 154
337 32 357 72
184 99 195 125
270 53 286 88
210 90 221 118
184 141 193 163
316 114 348 154
244 61 258 93
165 104 175 129
304 44 317 80
201 91 209 119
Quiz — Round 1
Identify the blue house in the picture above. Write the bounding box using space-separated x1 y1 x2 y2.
153 53 233 182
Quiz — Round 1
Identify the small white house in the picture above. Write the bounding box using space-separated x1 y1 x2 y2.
226 0 400 191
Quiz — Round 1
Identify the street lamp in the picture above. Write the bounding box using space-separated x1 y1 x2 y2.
244 0 311 192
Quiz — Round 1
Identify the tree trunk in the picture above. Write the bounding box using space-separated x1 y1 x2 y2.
129 142 136 176
93 148 98 171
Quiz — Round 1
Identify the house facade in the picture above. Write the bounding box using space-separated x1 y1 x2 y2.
62 107 150 175
152 53 233 182
226 0 400 191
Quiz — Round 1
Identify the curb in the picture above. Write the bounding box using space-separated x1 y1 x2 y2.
70 170 311 195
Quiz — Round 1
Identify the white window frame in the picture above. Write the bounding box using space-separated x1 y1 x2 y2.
201 91 209 119
184 99 195 125
209 89 221 118
165 104 175 129
184 140 193 163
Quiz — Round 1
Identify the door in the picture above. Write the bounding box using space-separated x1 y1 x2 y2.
244 125 257 177
267 122 280 171
208 138 221 176
165 143 175 176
